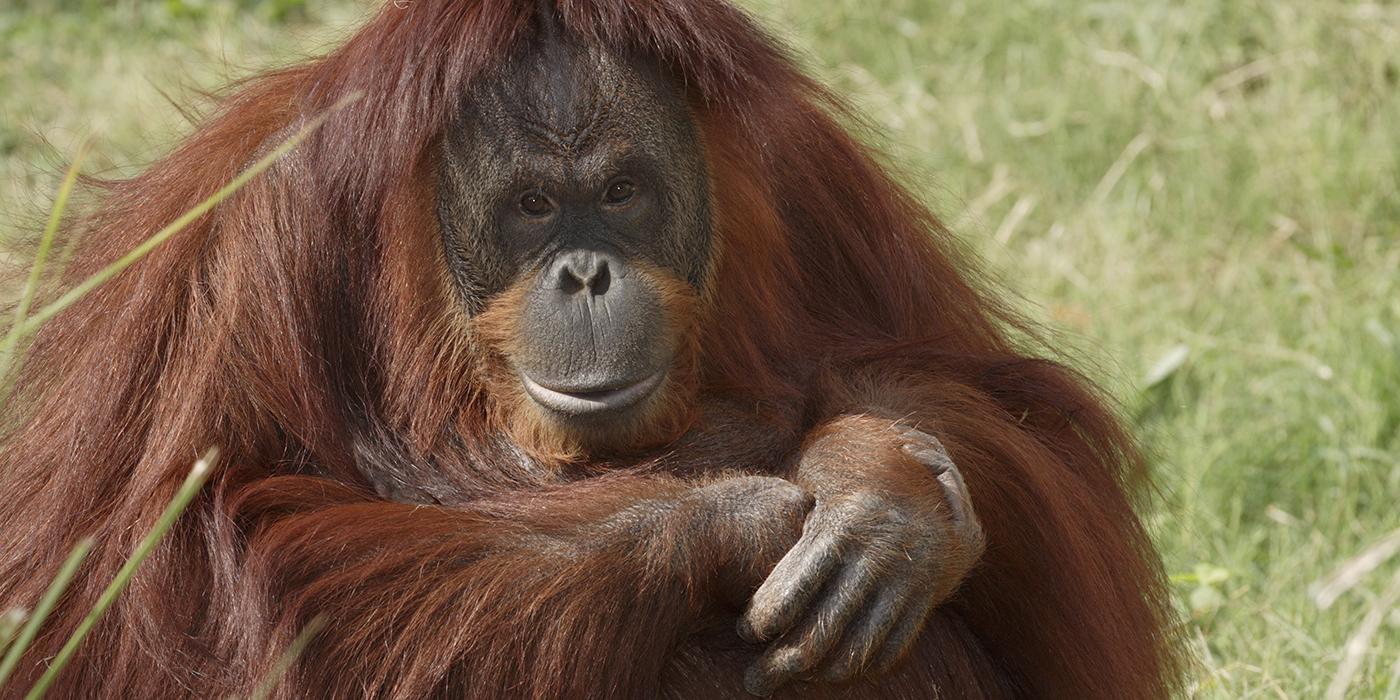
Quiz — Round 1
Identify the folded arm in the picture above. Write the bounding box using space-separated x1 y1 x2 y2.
229 473 810 698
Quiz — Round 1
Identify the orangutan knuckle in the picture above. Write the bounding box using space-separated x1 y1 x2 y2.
839 491 892 520
772 645 814 674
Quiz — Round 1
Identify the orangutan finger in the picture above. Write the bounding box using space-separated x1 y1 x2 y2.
743 552 879 695
819 583 907 684
738 526 844 643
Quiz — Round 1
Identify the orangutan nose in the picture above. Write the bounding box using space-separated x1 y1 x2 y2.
549 249 614 297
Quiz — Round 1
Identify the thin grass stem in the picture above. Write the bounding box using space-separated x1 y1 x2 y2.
0 609 27 659
0 145 89 404
248 614 327 700
11 92 361 342
23 449 219 699
0 538 94 689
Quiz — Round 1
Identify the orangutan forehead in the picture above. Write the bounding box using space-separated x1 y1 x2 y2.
480 42 640 154
505 85 623 154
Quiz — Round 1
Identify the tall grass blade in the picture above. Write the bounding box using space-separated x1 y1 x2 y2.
248 614 327 700
10 92 361 342
24 449 219 699
0 144 90 404
0 538 94 689
0 609 26 658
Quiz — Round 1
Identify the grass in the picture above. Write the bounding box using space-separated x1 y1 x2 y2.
23 450 219 699
2 0 1398 697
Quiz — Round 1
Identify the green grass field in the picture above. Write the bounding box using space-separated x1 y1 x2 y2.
3 0 1398 697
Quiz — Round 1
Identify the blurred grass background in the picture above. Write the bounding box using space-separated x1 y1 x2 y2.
2 0 1398 697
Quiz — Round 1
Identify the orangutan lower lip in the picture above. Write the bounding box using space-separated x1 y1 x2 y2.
521 370 665 416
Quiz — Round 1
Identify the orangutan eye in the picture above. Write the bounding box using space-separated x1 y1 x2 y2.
518 191 555 217
602 178 637 205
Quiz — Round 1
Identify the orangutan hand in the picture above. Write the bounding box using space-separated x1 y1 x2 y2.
737 420 984 696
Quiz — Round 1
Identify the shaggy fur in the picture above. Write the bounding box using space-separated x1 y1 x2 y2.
0 1 1179 698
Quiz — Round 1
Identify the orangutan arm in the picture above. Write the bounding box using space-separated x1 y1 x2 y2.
231 473 810 698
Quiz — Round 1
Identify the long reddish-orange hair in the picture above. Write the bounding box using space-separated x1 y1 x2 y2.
0 1 1178 697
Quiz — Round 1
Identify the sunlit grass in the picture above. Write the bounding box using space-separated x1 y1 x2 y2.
2 0 1398 697
0 143 86 403
0 538 93 690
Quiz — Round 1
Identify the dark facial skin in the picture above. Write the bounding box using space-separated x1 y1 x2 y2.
437 35 712 424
